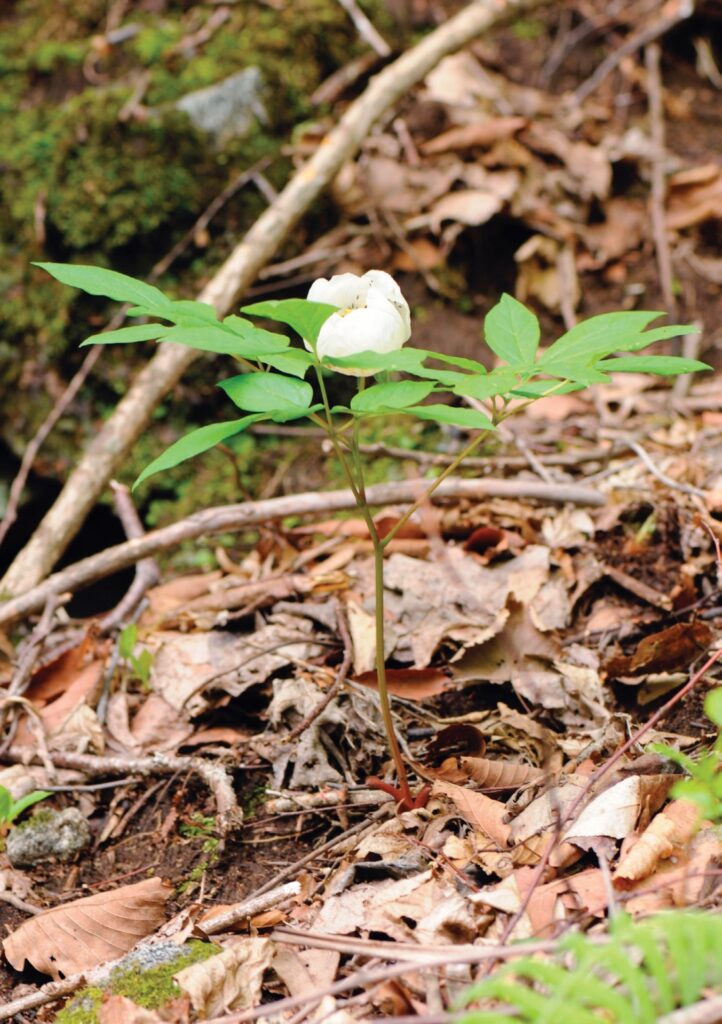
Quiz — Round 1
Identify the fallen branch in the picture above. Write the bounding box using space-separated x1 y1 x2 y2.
0 476 603 625
1 0 548 600
1 748 243 833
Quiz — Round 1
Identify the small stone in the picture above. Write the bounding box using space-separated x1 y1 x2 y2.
175 68 266 144
6 808 91 867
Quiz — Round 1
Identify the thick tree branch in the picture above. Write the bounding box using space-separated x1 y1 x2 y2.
0 475 602 626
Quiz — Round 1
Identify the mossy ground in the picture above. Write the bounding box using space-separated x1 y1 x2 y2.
55 940 220 1024
0 0 397 487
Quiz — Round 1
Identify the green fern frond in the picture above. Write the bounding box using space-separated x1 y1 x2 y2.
459 911 722 1024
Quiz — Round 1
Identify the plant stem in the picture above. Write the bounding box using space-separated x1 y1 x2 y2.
380 428 491 547
312 365 362 504
371 529 413 806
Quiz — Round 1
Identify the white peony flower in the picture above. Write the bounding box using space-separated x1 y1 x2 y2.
307 270 411 374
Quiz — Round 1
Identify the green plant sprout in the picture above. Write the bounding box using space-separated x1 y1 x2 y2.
0 784 52 836
118 622 153 688
35 261 709 811
651 687 722 822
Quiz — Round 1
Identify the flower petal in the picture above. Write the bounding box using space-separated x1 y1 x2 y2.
361 270 411 335
307 273 368 310
316 304 407 362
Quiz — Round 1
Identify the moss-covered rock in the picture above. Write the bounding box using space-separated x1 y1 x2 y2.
55 939 220 1024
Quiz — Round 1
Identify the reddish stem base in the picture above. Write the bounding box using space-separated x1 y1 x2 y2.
367 776 431 812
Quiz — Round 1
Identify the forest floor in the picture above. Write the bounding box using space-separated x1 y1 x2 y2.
2 2 722 1022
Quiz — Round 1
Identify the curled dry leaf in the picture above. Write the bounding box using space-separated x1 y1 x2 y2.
2 877 171 979
613 799 702 889
174 938 274 1017
459 757 545 789
564 775 672 845
605 621 713 679
99 994 190 1024
420 116 527 155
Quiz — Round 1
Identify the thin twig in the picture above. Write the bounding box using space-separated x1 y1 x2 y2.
645 41 677 315
287 601 352 742
336 0 391 57
245 803 390 901
1 748 243 832
628 440 707 498
573 0 695 104
99 480 161 631
0 891 42 915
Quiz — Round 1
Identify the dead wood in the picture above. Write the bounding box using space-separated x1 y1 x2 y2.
1 0 549 601
0 476 603 626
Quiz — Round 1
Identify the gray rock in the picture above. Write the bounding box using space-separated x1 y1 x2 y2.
175 68 266 144
6 807 90 867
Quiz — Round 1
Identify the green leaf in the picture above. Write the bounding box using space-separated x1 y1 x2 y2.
118 623 138 659
80 324 170 347
596 355 711 375
535 362 611 384
484 293 540 365
126 300 219 324
325 347 427 374
162 324 289 359
219 373 313 412
8 790 52 823
705 688 722 728
452 367 519 401
262 348 315 378
404 404 494 430
0 786 11 822
620 324 699 351
242 299 339 343
541 311 665 368
351 380 435 412
34 262 170 311
269 403 324 423
510 380 585 398
428 352 488 374
133 415 264 489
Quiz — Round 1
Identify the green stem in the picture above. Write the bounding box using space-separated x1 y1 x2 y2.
381 427 490 548
312 364 361 504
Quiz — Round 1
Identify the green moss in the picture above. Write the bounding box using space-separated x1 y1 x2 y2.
13 808 54 832
55 941 220 1024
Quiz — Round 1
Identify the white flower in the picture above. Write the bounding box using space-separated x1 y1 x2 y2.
306 270 411 374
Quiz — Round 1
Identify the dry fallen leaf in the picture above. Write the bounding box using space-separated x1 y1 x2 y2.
614 799 702 888
605 622 713 679
420 116 527 155
2 877 171 979
174 938 274 1016
354 667 453 700
564 775 672 846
